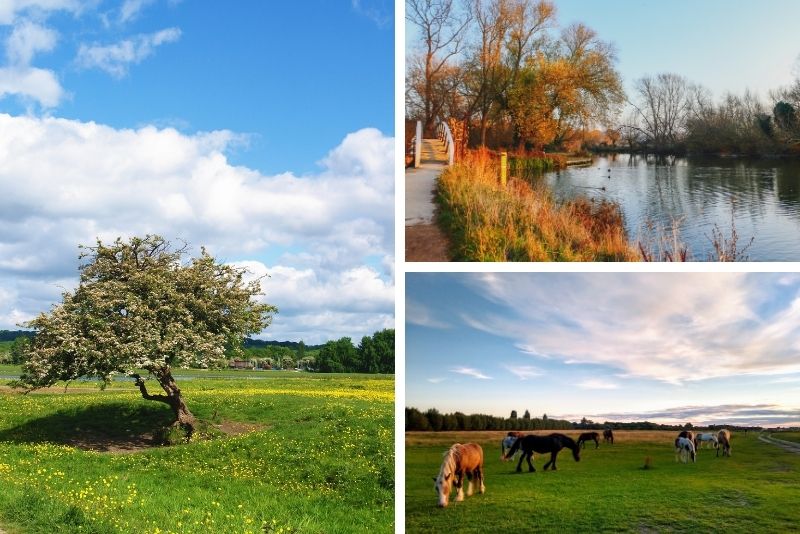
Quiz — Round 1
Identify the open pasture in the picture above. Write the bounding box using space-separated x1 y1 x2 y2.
406 430 800 532
0 373 394 533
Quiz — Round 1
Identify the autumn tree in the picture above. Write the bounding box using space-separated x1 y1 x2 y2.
407 0 471 134
17 235 275 440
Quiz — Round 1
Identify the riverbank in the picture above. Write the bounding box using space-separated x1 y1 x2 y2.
436 151 639 261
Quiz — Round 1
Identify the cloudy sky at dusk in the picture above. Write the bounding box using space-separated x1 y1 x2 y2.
407 273 800 427
0 0 394 344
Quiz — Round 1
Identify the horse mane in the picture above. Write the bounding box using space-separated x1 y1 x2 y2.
551 433 578 450
438 444 461 480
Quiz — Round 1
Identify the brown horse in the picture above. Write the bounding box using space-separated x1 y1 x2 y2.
577 431 600 449
716 429 731 457
433 443 485 507
603 429 614 444
678 430 695 447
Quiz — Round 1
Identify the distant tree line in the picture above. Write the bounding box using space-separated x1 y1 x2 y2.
0 330 34 342
1 328 395 375
406 408 763 432
314 329 395 374
620 72 800 156
405 407 573 431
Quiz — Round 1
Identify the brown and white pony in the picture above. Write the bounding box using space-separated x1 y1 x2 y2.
603 429 614 444
716 429 731 457
577 431 600 449
433 443 485 507
678 430 695 448
675 436 696 463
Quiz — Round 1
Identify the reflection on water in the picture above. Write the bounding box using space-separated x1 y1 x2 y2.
538 153 800 261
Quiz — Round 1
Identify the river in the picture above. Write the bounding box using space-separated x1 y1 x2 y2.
539 153 800 261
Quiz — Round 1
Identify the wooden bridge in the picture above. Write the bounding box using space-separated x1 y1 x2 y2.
405 120 454 261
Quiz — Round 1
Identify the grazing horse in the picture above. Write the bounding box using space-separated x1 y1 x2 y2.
577 431 600 449
503 433 580 472
678 430 695 447
675 437 696 463
696 433 718 449
501 431 525 460
433 443 485 507
603 429 614 444
716 429 731 457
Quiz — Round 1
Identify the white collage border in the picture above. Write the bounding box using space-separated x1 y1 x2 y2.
392 2 800 530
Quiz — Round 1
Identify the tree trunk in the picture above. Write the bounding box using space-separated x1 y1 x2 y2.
132 368 196 440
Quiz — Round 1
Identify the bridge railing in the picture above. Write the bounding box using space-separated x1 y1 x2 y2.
413 120 422 168
437 120 455 165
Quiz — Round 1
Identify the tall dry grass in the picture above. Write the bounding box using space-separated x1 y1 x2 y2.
437 150 639 261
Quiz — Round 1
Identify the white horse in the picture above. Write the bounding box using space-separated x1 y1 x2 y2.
696 433 718 449
675 436 696 463
501 431 527 461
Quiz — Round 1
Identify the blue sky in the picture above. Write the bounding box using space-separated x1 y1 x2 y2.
407 273 800 427
406 0 800 102
0 1 395 343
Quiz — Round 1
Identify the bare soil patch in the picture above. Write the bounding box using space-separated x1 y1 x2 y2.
64 420 268 454
406 224 450 262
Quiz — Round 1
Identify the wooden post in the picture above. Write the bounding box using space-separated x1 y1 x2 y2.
500 152 507 187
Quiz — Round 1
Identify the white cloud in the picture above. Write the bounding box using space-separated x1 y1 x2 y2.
76 27 181 78
0 15 65 107
427 377 446 384
459 273 800 385
0 65 63 106
450 367 492 380
0 0 86 25
0 114 394 343
6 20 57 65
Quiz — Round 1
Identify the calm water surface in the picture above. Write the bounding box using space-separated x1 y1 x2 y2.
540 153 800 261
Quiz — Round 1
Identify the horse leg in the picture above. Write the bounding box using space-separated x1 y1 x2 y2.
466 471 473 496
515 454 524 473
526 451 535 473
478 467 485 494
455 472 464 501
595 438 599 449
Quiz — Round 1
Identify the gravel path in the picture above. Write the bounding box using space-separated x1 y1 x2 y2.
758 434 800 454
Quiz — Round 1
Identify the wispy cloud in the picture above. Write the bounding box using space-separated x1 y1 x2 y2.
459 273 800 385
505 365 543 380
406 299 450 329
427 377 446 384
576 379 619 390
588 403 800 427
451 367 492 380
76 27 181 78
351 0 390 28
119 0 157 23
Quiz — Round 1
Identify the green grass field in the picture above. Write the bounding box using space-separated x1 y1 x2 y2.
0 372 394 533
406 430 800 532
771 432 800 444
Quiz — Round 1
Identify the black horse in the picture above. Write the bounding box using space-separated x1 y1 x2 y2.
603 429 614 444
503 433 581 472
577 432 600 449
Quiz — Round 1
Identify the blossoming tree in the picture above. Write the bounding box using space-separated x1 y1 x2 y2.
18 235 276 440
